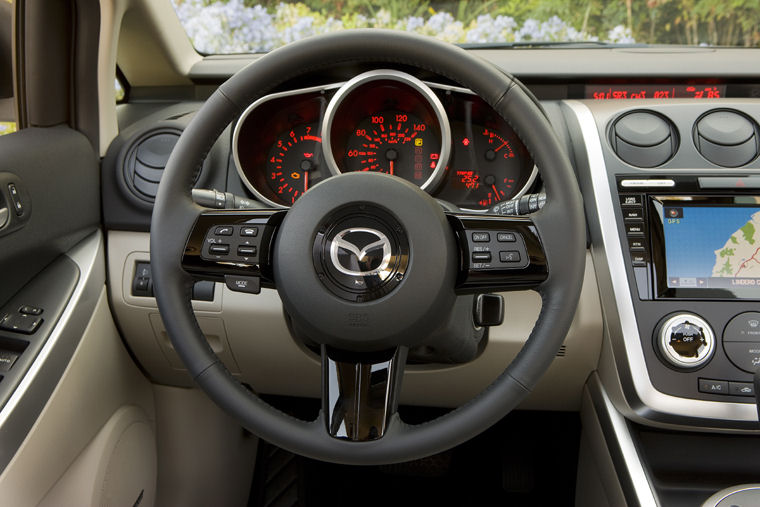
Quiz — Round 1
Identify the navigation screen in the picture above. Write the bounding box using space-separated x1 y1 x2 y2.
663 206 760 291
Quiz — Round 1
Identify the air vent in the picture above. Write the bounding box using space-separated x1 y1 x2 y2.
123 130 186 202
694 110 759 167
610 111 678 167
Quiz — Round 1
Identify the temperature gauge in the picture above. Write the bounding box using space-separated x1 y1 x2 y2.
438 123 535 210
266 124 323 205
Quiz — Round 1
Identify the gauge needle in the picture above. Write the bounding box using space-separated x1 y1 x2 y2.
389 160 394 175
494 141 507 152
492 184 501 201
304 170 309 192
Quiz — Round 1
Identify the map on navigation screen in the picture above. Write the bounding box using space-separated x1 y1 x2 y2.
663 206 760 290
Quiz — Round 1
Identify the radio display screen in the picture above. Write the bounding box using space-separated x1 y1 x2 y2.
661 203 760 295
587 83 726 100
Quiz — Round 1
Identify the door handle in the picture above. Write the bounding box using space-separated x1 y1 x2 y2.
0 207 8 228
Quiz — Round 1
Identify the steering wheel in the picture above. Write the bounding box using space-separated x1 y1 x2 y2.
150 29 585 465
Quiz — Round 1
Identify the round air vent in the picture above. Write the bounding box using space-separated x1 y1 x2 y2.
610 111 678 168
123 129 188 202
694 110 759 167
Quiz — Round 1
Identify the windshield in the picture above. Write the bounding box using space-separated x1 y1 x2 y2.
171 0 759 54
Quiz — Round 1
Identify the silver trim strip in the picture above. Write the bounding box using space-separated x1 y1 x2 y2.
621 179 675 188
588 374 658 507
321 69 451 193
0 231 105 473
564 100 759 424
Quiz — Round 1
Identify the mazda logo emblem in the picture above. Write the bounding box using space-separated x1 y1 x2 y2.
329 228 392 278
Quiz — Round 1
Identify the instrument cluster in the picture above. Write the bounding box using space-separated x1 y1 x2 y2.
232 70 537 211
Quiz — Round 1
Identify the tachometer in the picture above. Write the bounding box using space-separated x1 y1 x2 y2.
265 124 322 205
344 111 440 186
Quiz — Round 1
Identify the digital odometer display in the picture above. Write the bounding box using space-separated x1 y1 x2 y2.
586 83 726 100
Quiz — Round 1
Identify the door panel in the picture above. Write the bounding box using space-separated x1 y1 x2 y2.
0 126 100 306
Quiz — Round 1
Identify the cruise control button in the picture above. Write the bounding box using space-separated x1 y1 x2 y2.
214 226 233 236
499 251 521 263
225 275 261 294
209 244 230 255
698 378 728 394
472 232 490 242
729 381 755 397
472 252 492 263
497 232 516 242
240 226 258 237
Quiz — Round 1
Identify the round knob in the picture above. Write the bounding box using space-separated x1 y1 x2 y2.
658 313 715 369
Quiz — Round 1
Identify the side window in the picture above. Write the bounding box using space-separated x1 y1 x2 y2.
0 0 15 136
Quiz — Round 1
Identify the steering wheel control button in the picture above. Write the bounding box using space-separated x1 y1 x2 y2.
313 204 409 302
466 229 529 271
208 244 230 255
225 275 260 294
240 226 258 237
472 252 492 262
657 313 715 369
237 246 257 256
698 378 728 395
214 226 233 236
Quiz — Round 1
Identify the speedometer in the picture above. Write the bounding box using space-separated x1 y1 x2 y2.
323 70 450 192
344 111 440 186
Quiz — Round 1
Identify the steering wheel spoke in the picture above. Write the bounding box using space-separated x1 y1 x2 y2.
447 212 549 293
181 209 285 290
322 346 407 441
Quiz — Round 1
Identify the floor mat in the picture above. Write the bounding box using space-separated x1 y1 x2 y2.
248 410 580 507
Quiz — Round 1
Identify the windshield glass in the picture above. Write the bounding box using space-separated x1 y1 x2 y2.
171 0 759 54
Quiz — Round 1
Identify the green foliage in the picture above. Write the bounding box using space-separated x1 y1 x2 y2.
719 247 735 258
741 221 756 245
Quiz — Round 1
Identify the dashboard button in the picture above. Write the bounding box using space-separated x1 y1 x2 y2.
723 342 760 373
628 238 646 250
698 378 728 395
723 312 760 342
625 223 645 236
471 232 490 242
729 381 755 397
619 194 643 206
622 208 643 220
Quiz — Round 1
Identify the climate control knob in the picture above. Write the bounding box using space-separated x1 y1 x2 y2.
657 313 715 369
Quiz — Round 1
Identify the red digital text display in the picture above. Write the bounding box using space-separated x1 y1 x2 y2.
586 84 726 100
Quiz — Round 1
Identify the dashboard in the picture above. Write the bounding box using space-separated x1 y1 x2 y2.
231 70 536 210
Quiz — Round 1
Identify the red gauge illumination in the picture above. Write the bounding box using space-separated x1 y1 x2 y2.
343 111 440 186
265 124 322 205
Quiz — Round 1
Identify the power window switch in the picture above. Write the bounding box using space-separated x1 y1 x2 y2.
0 313 43 334
0 351 19 372
19 305 42 316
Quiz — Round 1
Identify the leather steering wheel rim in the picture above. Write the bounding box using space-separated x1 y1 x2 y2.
150 29 586 465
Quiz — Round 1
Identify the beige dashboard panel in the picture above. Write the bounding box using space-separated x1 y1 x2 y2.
108 231 602 409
